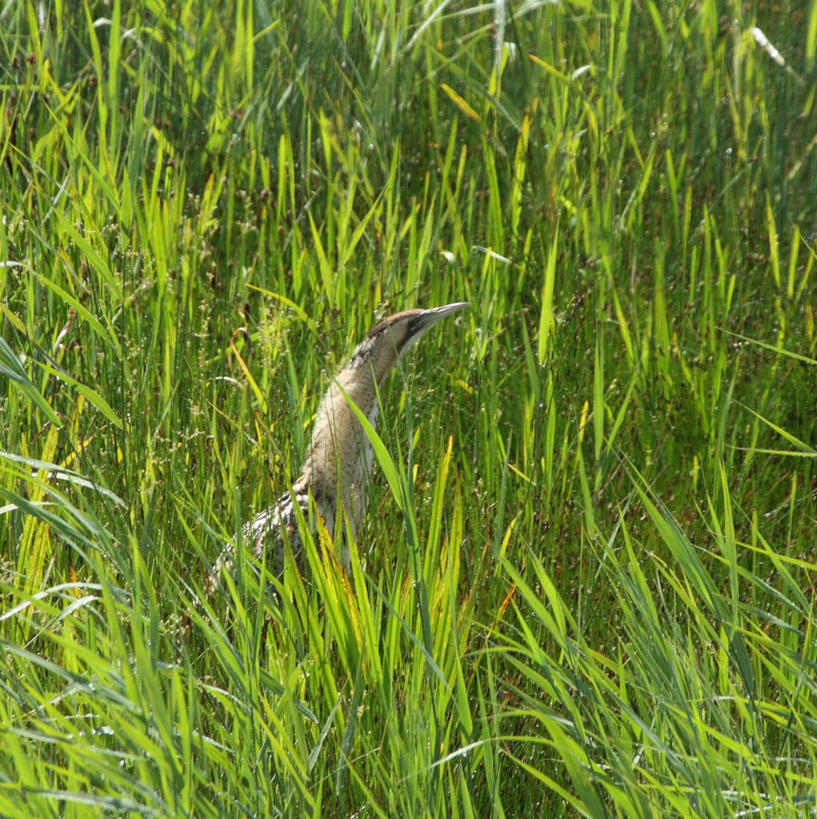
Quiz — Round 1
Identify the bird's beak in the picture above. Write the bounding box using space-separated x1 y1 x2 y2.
417 301 470 329
397 302 469 358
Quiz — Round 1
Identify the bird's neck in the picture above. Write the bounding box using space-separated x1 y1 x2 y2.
299 362 379 525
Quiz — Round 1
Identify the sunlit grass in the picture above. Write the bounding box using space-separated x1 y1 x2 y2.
2 0 816 815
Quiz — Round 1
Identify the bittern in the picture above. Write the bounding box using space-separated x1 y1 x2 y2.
206 302 468 594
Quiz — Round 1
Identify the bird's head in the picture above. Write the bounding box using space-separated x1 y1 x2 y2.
349 302 469 385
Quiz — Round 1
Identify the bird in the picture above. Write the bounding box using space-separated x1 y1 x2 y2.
205 302 469 595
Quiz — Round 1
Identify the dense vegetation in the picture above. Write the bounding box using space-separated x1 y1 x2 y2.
2 0 816 815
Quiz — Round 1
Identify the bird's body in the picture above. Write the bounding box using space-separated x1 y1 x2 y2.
206 302 467 595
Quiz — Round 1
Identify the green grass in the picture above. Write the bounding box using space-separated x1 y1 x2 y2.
2 0 817 815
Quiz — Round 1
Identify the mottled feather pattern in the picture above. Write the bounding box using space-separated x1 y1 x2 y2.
204 486 314 596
